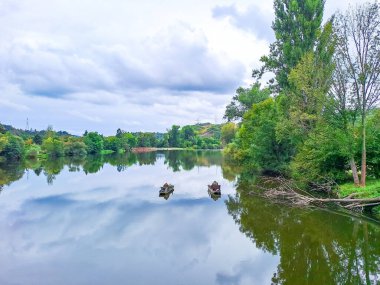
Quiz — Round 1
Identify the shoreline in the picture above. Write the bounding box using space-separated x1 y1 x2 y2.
131 147 223 153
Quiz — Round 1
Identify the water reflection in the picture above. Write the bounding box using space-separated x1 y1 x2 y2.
0 151 257 285
0 151 379 285
0 150 240 188
226 178 380 284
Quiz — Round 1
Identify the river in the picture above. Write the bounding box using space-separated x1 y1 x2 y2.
0 150 379 284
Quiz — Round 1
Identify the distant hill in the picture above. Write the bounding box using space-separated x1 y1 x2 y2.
191 123 222 139
0 121 223 140
0 123 72 138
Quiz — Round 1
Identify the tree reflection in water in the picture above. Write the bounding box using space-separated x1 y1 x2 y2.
0 150 240 187
225 177 380 284
0 151 379 283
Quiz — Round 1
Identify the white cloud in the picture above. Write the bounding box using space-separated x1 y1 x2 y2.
0 0 370 134
213 4 275 41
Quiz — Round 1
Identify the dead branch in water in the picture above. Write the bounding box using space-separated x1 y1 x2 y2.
250 177 380 211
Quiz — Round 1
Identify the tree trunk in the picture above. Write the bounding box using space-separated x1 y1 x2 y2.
349 157 360 186
360 116 366 187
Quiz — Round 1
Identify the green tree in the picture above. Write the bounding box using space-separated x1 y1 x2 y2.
158 134 169 148
104 136 120 152
25 144 41 159
123 133 137 148
137 133 157 147
0 134 24 160
44 125 55 139
64 139 87 157
334 2 380 186
279 22 335 146
221 122 237 145
0 135 8 154
33 133 43 145
168 125 181 147
366 110 380 178
42 137 64 158
238 98 291 173
224 83 270 121
291 123 351 182
0 124 6 134
116 128 123 138
83 132 104 154
180 126 196 147
260 0 325 90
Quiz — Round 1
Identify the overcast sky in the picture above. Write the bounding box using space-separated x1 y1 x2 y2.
0 0 368 135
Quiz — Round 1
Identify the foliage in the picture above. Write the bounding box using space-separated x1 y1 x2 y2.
333 2 380 186
180 126 196 145
123 133 137 148
223 1 380 190
25 144 41 159
137 132 157 147
64 139 87 157
221 122 237 145
224 83 270 121
366 110 380 178
290 123 351 182
0 124 5 134
33 133 43 145
238 98 291 173
167 125 181 147
83 132 104 154
42 137 64 158
260 0 325 90
103 136 120 152
0 134 25 160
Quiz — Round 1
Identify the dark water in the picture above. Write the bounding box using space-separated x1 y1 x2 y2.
0 151 379 285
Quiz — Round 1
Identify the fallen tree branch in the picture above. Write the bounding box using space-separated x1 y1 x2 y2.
346 192 361 199
250 177 380 211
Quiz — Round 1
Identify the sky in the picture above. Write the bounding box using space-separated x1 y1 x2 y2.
0 0 368 135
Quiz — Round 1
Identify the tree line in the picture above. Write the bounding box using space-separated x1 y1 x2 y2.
0 150 233 189
224 0 380 189
0 122 226 162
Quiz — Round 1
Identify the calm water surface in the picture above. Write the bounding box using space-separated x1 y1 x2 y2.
0 151 379 285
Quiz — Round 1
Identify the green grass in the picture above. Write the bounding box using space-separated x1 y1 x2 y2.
338 180 380 216
338 179 380 199
100 149 115 155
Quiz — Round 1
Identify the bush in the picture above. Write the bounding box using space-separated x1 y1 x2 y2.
103 136 120 152
0 134 24 160
83 132 104 154
33 133 43 145
64 141 87 157
25 144 41 159
42 137 64 158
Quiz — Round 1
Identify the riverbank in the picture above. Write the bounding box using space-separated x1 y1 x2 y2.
132 147 183 153
339 180 380 199
338 180 380 215
250 176 380 218
132 147 223 153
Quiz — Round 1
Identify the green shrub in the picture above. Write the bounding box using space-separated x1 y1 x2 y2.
0 134 24 160
83 132 104 154
64 141 87 156
42 137 64 158
25 144 41 159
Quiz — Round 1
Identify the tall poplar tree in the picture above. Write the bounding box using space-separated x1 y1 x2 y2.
261 0 325 90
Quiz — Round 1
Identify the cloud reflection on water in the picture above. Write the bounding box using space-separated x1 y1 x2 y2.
0 151 277 285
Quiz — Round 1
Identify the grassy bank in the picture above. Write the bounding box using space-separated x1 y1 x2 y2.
338 180 380 215
132 147 223 153
338 180 380 199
